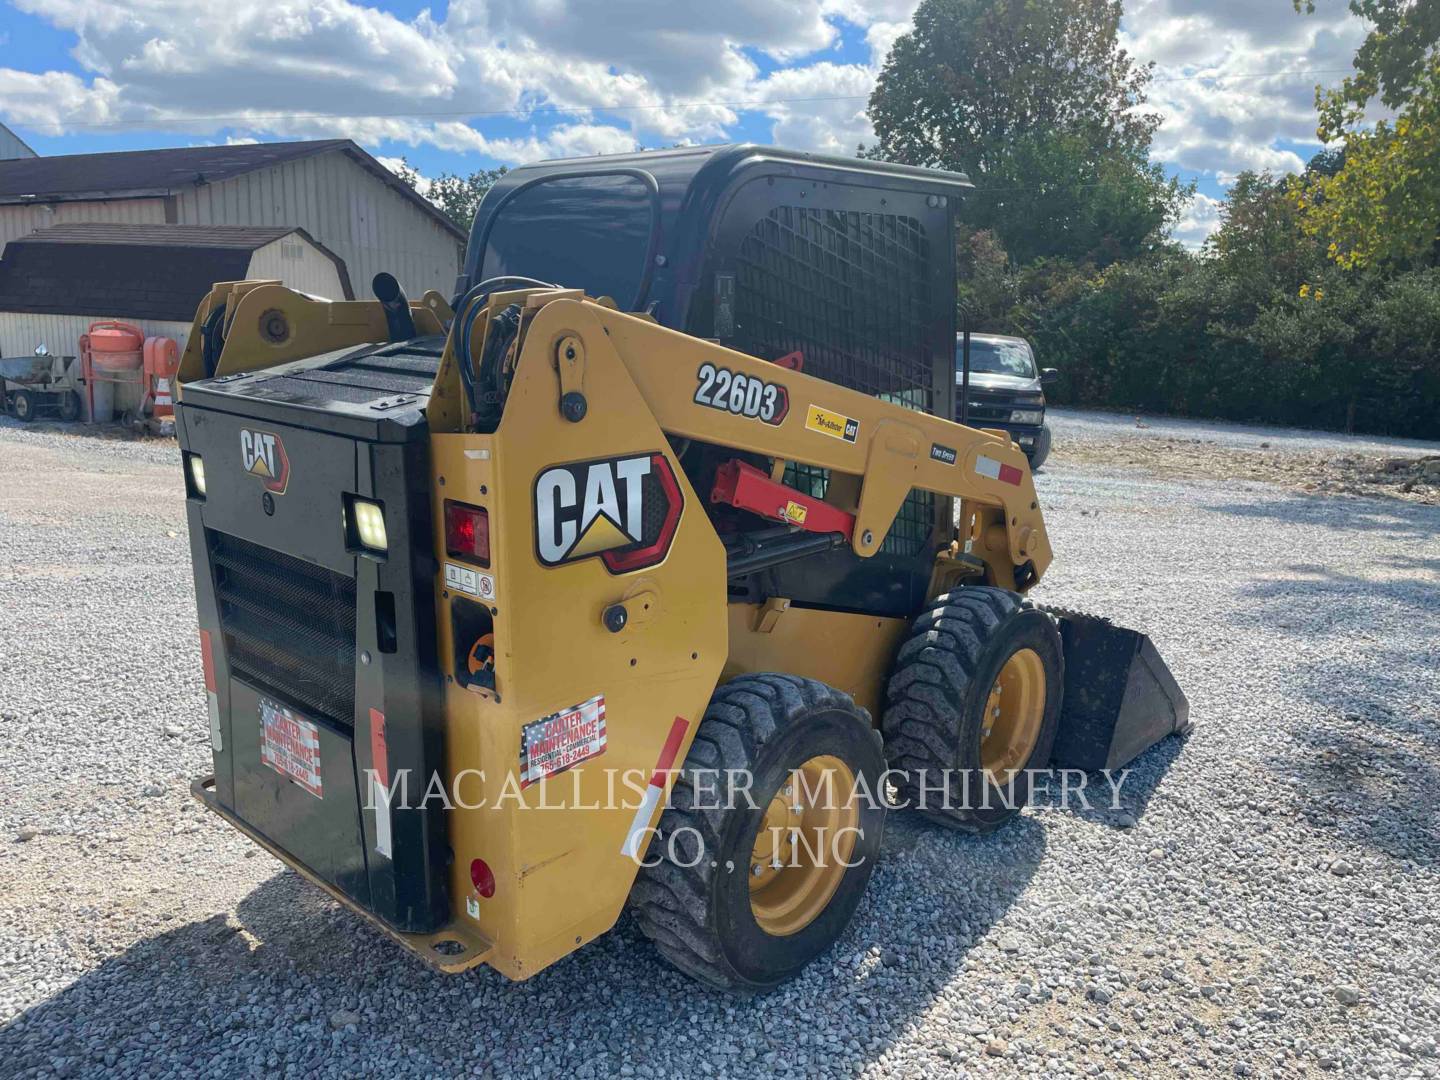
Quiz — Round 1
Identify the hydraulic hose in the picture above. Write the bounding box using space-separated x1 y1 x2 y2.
450 275 557 424
200 303 227 379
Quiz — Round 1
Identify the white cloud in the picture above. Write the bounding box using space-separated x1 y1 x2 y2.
1125 0 1368 178
0 0 1373 185
1172 190 1223 247
0 67 121 133
751 61 877 156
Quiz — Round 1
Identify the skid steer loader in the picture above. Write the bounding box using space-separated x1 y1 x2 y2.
174 145 1188 992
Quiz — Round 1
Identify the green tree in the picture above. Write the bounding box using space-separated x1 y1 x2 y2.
1293 66 1440 269
955 228 1014 327
866 0 1187 266
1208 170 1325 288
1297 0 1440 139
1294 1 1440 268
391 157 507 234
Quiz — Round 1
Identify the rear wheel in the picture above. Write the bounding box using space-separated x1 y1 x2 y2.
630 674 886 991
882 587 1062 833
12 390 35 422
58 391 80 421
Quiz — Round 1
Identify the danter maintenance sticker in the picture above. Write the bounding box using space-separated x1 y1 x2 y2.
520 694 607 787
259 698 323 798
805 404 859 443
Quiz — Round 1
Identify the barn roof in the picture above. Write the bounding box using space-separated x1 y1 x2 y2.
0 223 351 321
18 223 303 248
0 139 465 239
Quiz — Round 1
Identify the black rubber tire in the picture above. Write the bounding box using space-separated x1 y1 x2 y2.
881 586 1063 833
58 391 80 422
1030 424 1052 471
630 674 887 992
12 390 35 422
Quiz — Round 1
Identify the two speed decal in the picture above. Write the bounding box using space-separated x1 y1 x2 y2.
694 363 789 425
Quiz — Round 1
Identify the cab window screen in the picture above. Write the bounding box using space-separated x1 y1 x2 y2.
731 205 936 558
479 175 654 310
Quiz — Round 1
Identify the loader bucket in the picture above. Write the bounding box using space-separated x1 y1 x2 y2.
1048 610 1191 772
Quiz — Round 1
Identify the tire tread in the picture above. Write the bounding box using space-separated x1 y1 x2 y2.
630 674 868 990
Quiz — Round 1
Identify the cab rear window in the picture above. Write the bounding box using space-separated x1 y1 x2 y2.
478 173 656 311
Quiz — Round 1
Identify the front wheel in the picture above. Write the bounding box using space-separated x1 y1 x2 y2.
12 390 35 422
1029 424 1052 470
630 675 886 992
882 587 1063 833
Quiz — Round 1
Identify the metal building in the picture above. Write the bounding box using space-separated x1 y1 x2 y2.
0 140 464 298
0 123 37 162
0 223 350 415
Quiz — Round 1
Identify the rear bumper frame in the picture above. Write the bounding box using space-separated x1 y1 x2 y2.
192 775 493 973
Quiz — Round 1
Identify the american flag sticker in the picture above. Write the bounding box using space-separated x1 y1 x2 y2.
520 694 607 787
975 454 1025 486
259 698 323 798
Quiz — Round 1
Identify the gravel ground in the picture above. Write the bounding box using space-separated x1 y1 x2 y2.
1047 409 1440 505
2 411 1438 1079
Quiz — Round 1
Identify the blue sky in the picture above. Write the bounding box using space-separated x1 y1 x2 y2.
0 0 1367 244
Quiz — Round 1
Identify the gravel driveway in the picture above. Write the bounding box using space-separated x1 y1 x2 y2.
1 413 1437 1078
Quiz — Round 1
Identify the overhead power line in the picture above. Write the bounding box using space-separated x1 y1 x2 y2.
25 67 1354 133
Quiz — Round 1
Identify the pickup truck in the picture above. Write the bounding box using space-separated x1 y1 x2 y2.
956 332 1056 469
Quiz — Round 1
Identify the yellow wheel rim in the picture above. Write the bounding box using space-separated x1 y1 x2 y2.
979 647 1046 785
748 755 859 937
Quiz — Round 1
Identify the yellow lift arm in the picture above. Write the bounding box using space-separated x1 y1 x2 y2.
430 289 1052 592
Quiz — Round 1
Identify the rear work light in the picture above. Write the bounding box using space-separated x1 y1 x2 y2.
345 496 389 554
445 501 490 566
185 453 207 498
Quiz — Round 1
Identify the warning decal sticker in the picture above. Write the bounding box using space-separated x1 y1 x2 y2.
804 404 859 443
259 698 323 798
975 454 1025 487
520 694 607 787
445 562 496 602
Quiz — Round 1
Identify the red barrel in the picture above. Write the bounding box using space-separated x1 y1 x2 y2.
82 321 145 373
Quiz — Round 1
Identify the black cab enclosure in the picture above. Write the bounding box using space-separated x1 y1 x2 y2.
465 144 974 617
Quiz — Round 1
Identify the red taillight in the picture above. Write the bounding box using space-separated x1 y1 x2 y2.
445 501 490 566
198 629 217 693
470 857 496 899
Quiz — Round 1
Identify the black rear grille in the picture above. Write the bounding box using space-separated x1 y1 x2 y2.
208 530 356 727
247 337 443 407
